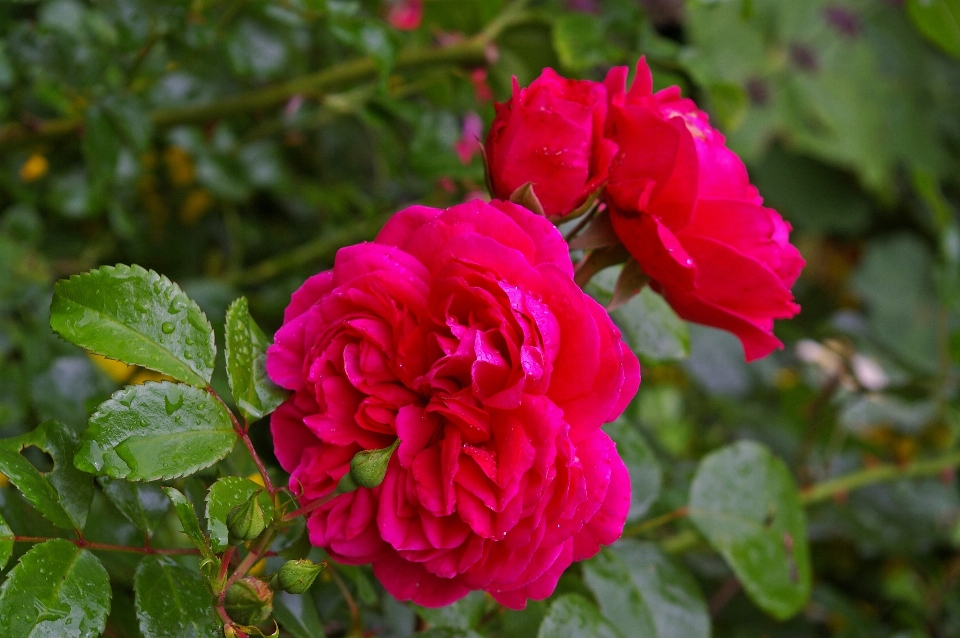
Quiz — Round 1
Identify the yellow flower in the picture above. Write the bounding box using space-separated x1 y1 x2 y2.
179 188 214 225
19 153 49 182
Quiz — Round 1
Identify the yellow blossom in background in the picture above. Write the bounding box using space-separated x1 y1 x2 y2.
247 473 265 488
88 353 136 384
164 145 195 186
180 188 214 225
19 153 49 182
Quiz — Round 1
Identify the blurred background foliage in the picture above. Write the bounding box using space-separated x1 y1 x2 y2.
2 0 960 636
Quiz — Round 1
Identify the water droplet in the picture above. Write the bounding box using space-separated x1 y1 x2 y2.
161 322 175 334
168 298 186 314
165 388 184 415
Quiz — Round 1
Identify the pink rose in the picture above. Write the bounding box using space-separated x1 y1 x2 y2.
387 0 422 30
485 69 618 219
267 200 639 608
603 59 805 360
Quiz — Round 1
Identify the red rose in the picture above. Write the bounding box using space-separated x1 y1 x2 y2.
267 200 639 608
603 59 804 360
486 69 618 219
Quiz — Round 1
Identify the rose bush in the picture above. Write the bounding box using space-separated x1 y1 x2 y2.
603 59 805 361
485 70 617 219
267 199 639 608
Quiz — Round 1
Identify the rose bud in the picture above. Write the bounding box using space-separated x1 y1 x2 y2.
267 200 639 609
226 492 267 542
485 69 617 219
269 559 326 594
602 58 805 361
224 577 273 627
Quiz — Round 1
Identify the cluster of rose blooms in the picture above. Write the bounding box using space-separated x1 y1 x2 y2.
266 60 804 608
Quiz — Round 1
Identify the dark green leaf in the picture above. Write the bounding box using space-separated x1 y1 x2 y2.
273 590 326 638
75 381 237 481
134 555 219 638
604 420 662 521
415 591 486 630
0 538 111 638
0 420 94 529
906 0 960 58
224 297 287 423
0 512 12 570
162 487 214 560
613 287 690 363
583 540 709 638
688 441 812 619
50 264 216 387
98 477 170 537
537 594 622 638
205 476 275 552
552 13 617 71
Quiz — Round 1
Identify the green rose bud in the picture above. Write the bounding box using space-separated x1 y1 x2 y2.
227 491 267 542
349 439 400 489
269 559 326 594
224 576 273 627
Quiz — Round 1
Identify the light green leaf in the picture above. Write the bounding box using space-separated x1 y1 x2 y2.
273 590 326 638
205 476 275 552
134 555 219 638
50 264 216 387
0 512 12 570
0 539 111 638
162 487 215 561
98 477 170 537
225 296 287 423
552 13 617 71
907 0 960 58
0 420 94 529
604 421 662 522
688 441 811 619
613 287 690 363
537 594 622 638
75 381 237 481
583 541 709 638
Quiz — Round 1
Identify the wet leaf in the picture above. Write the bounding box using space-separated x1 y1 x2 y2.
134 555 219 638
224 297 287 424
205 476 274 552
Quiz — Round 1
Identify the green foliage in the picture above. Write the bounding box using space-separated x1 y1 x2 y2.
97 477 170 537
225 297 287 424
134 556 219 638
206 477 274 553
536 594 621 638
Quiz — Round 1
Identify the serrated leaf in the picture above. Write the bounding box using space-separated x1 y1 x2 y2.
688 441 811 619
98 477 170 537
604 421 662 521
0 539 111 638
76 381 237 481
134 555 219 638
906 0 960 58
583 541 709 638
273 590 326 638
205 476 275 552
162 487 215 561
50 264 216 387
0 512 12 570
537 594 622 638
0 420 94 529
225 297 287 423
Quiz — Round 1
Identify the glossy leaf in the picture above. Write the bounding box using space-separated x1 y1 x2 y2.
906 0 960 58
537 594 622 638
224 296 287 423
688 441 812 619
0 512 11 570
163 487 215 561
97 477 170 537
75 381 237 481
273 590 326 638
50 264 216 387
604 420 662 521
613 287 690 363
134 555 219 638
205 476 275 552
0 420 94 529
0 539 111 638
583 541 709 638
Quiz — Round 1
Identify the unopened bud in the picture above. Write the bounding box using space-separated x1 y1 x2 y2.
224 577 273 627
349 439 400 489
227 492 267 542
269 559 325 594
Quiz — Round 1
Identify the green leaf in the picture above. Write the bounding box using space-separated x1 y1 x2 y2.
906 0 960 58
98 477 170 537
134 555 219 638
205 476 275 553
583 541 709 638
0 420 94 529
50 264 216 387
415 591 486 630
604 421 662 521
537 594 622 638
552 13 617 71
75 381 237 481
688 441 811 619
612 287 690 363
0 538 111 638
0 512 12 570
273 590 326 638
225 297 287 423
162 487 215 561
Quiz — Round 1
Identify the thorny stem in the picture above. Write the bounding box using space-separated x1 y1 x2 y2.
210 388 277 494
282 489 341 522
6 536 200 555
